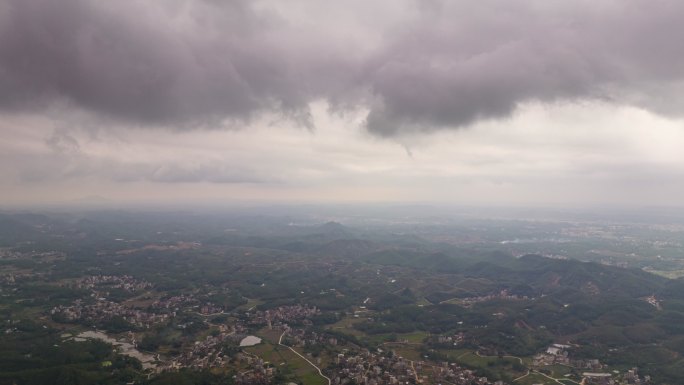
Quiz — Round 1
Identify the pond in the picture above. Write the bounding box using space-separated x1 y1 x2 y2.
239 335 262 347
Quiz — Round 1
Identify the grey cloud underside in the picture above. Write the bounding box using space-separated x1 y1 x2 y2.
7 152 268 184
1 0 684 135
0 0 330 127
0 130 267 184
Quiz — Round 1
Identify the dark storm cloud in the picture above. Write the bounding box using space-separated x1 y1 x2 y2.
0 0 326 127
360 1 684 135
2 0 684 135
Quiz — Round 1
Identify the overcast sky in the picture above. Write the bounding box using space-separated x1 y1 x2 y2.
2 0 684 208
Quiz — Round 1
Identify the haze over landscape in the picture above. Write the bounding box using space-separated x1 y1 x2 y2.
5 2 684 385
3 0 684 207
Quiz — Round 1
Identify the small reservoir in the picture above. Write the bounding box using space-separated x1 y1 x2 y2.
239 335 262 347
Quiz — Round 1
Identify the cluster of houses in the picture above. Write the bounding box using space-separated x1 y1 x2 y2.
456 289 533 307
433 332 466 347
0 249 64 260
582 367 651 385
281 326 338 349
151 294 198 312
0 272 42 287
328 350 501 385
73 275 153 292
45 274 658 385
0 248 21 259
52 276 232 329
330 351 420 385
642 295 662 310
233 355 276 385
618 367 651 385
533 343 602 371
47 284 513 385
533 344 653 385
51 298 170 328
432 362 505 385
247 305 321 328
51 275 163 327
157 324 248 371
1 273 17 286
151 306 324 381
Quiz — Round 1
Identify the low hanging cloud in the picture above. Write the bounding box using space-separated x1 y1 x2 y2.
360 0 684 135
2 0 684 136
6 149 269 185
0 0 327 127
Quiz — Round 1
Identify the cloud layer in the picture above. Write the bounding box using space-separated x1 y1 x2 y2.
3 0 684 135
5 101 684 209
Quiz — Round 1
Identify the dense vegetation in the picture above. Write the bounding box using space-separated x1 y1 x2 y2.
2 210 684 383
